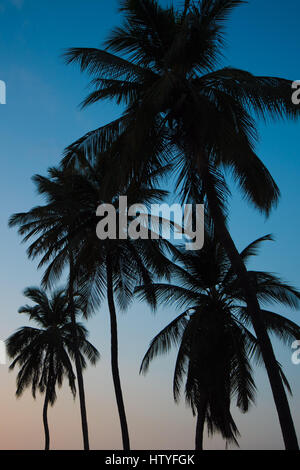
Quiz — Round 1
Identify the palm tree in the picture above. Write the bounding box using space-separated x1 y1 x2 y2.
9 170 98 451
6 287 99 451
137 233 300 449
9 164 173 450
63 0 300 448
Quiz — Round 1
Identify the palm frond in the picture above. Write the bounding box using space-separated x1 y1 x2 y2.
140 311 189 374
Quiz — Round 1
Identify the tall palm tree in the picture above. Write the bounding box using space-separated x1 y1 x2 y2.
137 234 300 449
6 287 99 451
9 170 98 451
63 0 300 448
9 164 173 450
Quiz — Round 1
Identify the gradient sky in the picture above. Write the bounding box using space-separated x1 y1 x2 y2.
0 0 299 450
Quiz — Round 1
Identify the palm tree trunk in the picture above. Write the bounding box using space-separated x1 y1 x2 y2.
43 388 50 451
203 167 299 450
43 351 54 451
195 395 207 451
68 252 90 451
106 258 130 450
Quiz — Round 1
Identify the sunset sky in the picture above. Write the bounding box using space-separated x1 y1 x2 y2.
0 0 299 450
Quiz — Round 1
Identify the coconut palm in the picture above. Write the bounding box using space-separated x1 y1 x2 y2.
63 0 300 448
6 287 99 451
9 169 98 451
137 233 300 449
71 167 176 451
9 163 173 450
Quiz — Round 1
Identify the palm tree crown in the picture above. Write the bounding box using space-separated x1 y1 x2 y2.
63 0 298 214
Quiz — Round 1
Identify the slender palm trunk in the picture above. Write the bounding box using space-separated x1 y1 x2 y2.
203 167 299 450
43 351 54 451
68 252 90 451
195 396 207 451
106 259 130 450
43 387 50 451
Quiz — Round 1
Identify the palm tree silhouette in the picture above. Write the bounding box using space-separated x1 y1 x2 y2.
63 0 300 448
6 287 99 450
9 171 98 451
137 233 300 449
9 164 173 450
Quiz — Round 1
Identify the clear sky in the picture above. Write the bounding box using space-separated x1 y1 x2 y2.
0 0 299 450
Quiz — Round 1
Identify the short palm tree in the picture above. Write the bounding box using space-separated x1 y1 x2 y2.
9 164 173 450
63 0 300 448
137 233 300 449
6 287 99 451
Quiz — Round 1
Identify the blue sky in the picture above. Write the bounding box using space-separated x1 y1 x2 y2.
0 0 299 450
